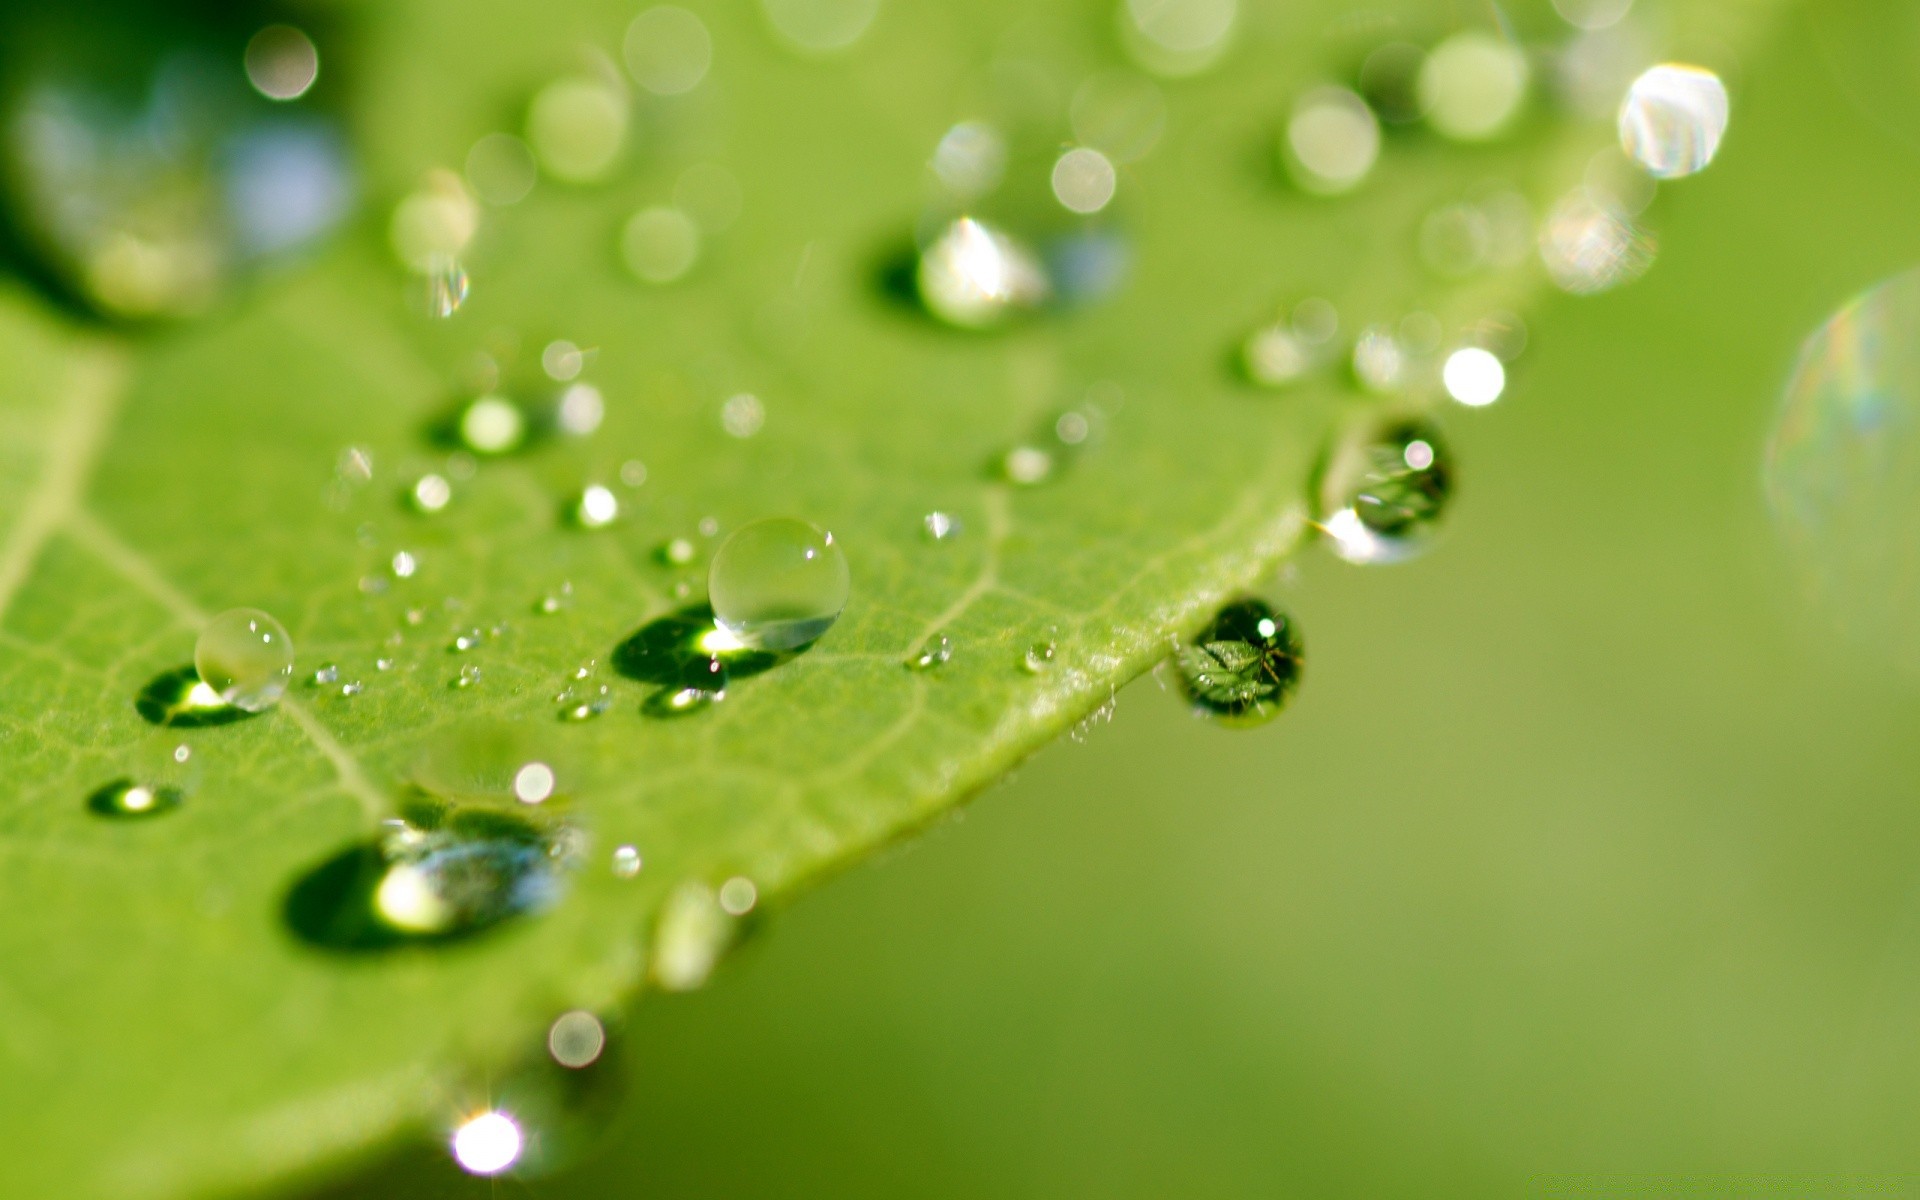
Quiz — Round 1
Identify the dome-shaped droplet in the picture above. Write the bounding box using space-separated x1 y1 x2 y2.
1317 420 1454 564
1174 599 1304 726
1618 63 1728 180
194 607 294 711
87 778 184 818
708 518 850 651
916 217 1049 329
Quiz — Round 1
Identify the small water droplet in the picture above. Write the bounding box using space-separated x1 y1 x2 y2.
336 446 374 483
1317 419 1454 564
708 518 850 651
88 778 184 818
1284 86 1380 194
555 383 604 435
537 582 575 615
548 1010 608 1069
405 607 427 626
658 537 697 566
451 628 483 652
612 845 643 877
425 260 470 319
1003 445 1054 485
458 395 528 456
1051 146 1118 214
1419 31 1531 142
1619 63 1728 180
923 511 960 541
542 339 586 382
718 876 758 915
339 680 364 696
917 217 1049 329
391 550 418 578
571 484 620 529
909 635 953 670
195 608 295 712
720 392 765 438
451 1110 522 1176
411 473 452 513
455 664 483 688
312 663 340 686
651 881 736 991
172 743 191 763
375 657 395 671
1242 322 1314 388
1351 324 1412 393
658 686 722 714
1173 598 1304 726
1022 640 1056 673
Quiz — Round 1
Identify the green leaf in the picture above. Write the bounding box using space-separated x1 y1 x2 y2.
0 0 1776 1195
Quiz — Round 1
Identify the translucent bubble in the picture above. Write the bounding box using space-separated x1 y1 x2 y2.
760 0 881 55
621 206 700 283
412 720 564 806
465 133 538 206
1442 346 1506 407
612 845 643 877
625 7 713 95
1539 189 1655 295
548 1012 607 1069
1317 419 1454 564
452 1111 522 1176
1418 31 1530 142
390 170 479 273
1070 72 1166 163
930 121 1006 199
195 608 295 712
1174 599 1304 726
1119 0 1238 78
244 26 319 101
1765 267 1920 673
1284 87 1380 195
708 517 850 650
916 217 1048 329
526 77 629 184
909 635 953 670
1619 64 1729 180
1051 147 1117 214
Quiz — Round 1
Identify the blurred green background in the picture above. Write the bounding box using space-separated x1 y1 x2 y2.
293 4 1920 1195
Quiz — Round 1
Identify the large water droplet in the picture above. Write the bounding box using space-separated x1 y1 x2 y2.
1619 63 1728 180
194 607 294 712
1418 30 1530 142
1539 190 1655 295
1317 419 1454 564
916 217 1049 329
1173 599 1304 726
708 518 850 651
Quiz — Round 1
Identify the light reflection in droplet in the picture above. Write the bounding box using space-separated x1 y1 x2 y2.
1538 189 1655 294
916 217 1048 329
574 485 620 529
930 121 1006 200
526 76 629 184
543 340 586 381
413 473 453 513
1285 87 1380 195
556 383 604 435
625 7 713 95
244 26 320 101
621 206 700 283
548 1011 607 1069
1418 31 1530 142
451 1111 523 1176
460 395 526 455
612 845 643 877
1051 147 1117 214
1619 64 1729 180
1003 445 1054 485
1442 347 1506 407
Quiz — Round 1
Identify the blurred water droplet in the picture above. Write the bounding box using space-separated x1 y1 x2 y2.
1119 0 1237 77
1051 147 1117 214
1619 63 1728 180
1173 599 1303 726
1022 640 1056 673
1553 0 1634 31
1419 31 1530 142
1539 190 1655 294
375 656 395 671
1003 445 1054 485
760 0 880 55
312 663 340 686
1442 346 1507 407
413 720 565 805
465 133 538 206
909 635 953 670
698 516 722 539
718 876 758 915
451 628 483 652
339 680 364 697
1351 324 1412 393
721 393 765 438
930 121 1006 200
548 1011 607 1069
455 664 483 688
621 206 700 283
542 340 586 381
709 518 849 651
917 217 1048 329
624 6 713 96
391 169 477 275
1284 86 1379 195
411 473 453 513
612 845 643 878
923 511 959 541
571 484 620 529
458 395 528 455
451 1111 522 1176
391 550 418 578
537 582 575 615
195 608 294 712
527 76 628 184
245 25 319 102
1318 419 1454 564
659 686 720 713
88 778 183 818
620 460 649 488
651 881 736 990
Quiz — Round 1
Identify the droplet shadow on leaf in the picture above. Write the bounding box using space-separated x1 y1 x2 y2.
134 664 252 727
870 237 926 319
611 603 802 718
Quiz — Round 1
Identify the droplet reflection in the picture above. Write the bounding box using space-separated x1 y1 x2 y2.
1619 64 1729 180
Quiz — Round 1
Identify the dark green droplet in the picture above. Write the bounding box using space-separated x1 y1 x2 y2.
1174 599 1304 726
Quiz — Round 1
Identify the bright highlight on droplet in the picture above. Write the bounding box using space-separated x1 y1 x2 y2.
459 395 526 455
1051 147 1117 214
413 473 452 513
931 122 1006 199
1619 63 1729 180
1442 346 1506 407
1539 189 1655 294
512 763 556 804
1418 30 1530 142
709 518 850 651
194 608 295 712
916 217 1048 329
621 206 700 283
451 1111 523 1176
548 1011 607 1068
626 7 713 95
575 484 620 528
244 26 319 101
526 76 629 184
1285 86 1380 195
721 393 765 437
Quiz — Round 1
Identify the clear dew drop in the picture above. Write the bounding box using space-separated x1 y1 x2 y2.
88 778 184 818
548 1011 608 1070
923 511 960 541
1418 30 1531 142
339 680 364 697
1619 63 1729 180
312 663 340 686
659 686 722 714
1022 640 1057 673
909 636 953 670
455 664 483 688
451 628 483 652
916 217 1049 330
458 395 528 455
1317 419 1455 564
612 845 643 878
1173 599 1304 726
194 607 295 712
708 517 850 651
651 881 737 992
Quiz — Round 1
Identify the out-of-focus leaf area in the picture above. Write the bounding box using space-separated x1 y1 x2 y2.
10 0 1903 1196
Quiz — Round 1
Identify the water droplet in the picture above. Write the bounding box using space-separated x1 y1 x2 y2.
917 217 1049 329
1174 599 1304 726
718 876 758 915
571 484 620 529
1022 640 1056 673
339 680 364 697
612 845 643 878
195 608 294 712
244 25 320 102
659 537 698 566
391 550 418 578
658 685 722 714
548 1011 608 1069
698 516 722 538
909 636 953 670
455 664 483 688
1418 31 1531 142
923 511 960 541
721 393 765 438
1119 0 1238 78
336 446 374 484
88 778 184 818
651 881 736 991
708 518 850 651
172 743 191 764
1003 445 1054 485
1055 411 1092 445
931 121 1006 200
624 6 713 95
458 395 528 455
465 132 538 206
760 0 880 55
622 206 700 283
560 685 612 721
312 663 340 686
1051 147 1118 214
542 340 585 381
537 582 575 615
1539 189 1655 294
1351 324 1411 393
1284 87 1380 195
452 1110 523 1176
527 76 628 184
1442 346 1506 407
451 628 483 652
375 657 395 671
1317 419 1454 564
1242 321 1316 388
1619 64 1728 180
412 473 453 513
619 460 649 488
391 169 478 275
